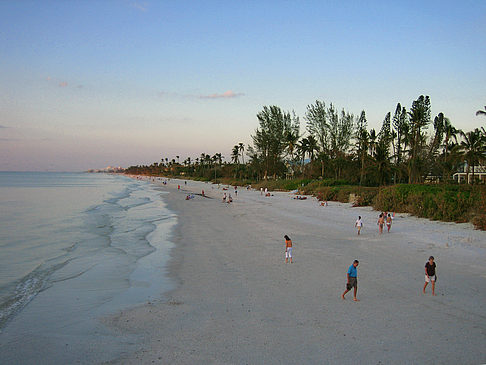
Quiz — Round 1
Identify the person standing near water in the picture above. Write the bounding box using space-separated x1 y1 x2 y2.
386 213 393 232
377 213 385 234
423 256 437 296
284 235 293 263
341 260 359 301
355 216 363 235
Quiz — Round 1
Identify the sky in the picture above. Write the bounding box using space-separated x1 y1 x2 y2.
1 0 485 171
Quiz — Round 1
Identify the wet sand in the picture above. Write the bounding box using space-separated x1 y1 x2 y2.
107 179 486 364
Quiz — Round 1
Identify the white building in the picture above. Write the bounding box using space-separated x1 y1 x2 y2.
453 164 486 183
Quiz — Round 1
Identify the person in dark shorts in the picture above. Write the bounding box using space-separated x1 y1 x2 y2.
423 256 437 296
341 260 359 301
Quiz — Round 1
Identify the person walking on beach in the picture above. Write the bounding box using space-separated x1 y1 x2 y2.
341 260 359 301
222 192 227 202
284 235 293 263
423 256 437 296
355 216 363 235
377 213 385 234
386 213 393 233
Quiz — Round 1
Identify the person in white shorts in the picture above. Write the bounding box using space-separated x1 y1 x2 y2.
423 256 437 296
355 216 363 235
284 235 293 263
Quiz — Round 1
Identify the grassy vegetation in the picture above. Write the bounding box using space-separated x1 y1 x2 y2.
374 184 486 229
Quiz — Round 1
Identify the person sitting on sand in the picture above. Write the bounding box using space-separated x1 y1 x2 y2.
284 235 293 263
341 260 359 301
377 213 384 234
355 216 363 235
386 213 393 233
423 256 437 296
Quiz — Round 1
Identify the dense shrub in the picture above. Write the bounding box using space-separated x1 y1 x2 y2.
374 184 486 226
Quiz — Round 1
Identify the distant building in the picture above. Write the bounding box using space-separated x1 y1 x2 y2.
87 166 125 173
453 164 486 183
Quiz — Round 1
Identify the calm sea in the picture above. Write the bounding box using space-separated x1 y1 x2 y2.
0 172 176 363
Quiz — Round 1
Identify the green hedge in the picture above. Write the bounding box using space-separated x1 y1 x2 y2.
374 184 486 228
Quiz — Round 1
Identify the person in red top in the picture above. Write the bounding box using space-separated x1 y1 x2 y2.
284 235 293 263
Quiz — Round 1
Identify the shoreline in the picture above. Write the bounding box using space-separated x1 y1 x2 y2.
0 175 177 364
107 178 486 364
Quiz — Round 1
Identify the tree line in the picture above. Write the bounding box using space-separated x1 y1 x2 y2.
126 96 486 186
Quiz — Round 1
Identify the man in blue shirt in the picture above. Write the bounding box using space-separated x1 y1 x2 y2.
341 260 359 301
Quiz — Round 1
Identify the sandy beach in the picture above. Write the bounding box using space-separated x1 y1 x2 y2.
107 178 486 364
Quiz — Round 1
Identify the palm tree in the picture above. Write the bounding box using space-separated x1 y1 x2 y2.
368 129 377 157
476 106 486 116
200 153 206 169
238 143 245 164
356 128 369 185
297 137 310 176
459 128 485 184
306 135 319 162
442 120 459 180
231 145 240 164
282 129 300 178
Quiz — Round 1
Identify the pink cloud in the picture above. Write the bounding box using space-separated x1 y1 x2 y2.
200 90 244 99
59 81 68 87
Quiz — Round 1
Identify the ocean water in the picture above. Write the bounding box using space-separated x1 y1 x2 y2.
0 172 176 363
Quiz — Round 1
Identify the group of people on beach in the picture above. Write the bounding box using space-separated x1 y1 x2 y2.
283 235 438 301
355 212 394 235
222 192 233 203
170 180 439 301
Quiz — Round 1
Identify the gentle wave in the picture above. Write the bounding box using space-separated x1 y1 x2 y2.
0 173 175 330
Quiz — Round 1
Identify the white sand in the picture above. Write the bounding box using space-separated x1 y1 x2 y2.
107 179 486 364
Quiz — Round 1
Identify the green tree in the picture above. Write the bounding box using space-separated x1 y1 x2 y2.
459 128 486 184
327 105 354 179
441 118 459 181
375 113 392 185
305 100 329 177
238 143 245 164
354 110 368 185
252 106 300 179
392 103 408 182
407 95 431 183
231 145 240 164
